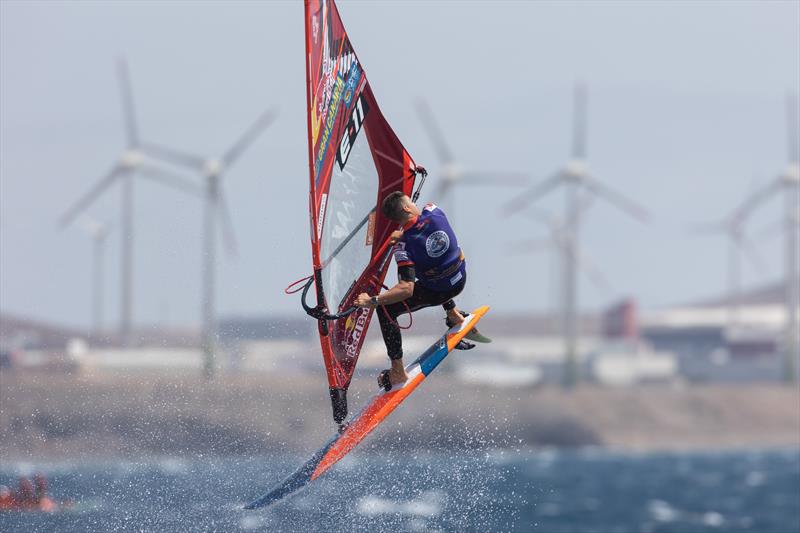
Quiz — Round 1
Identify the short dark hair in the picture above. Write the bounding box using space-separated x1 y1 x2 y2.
381 191 408 221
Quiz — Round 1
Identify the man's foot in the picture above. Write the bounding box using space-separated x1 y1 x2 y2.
444 311 466 329
446 309 491 343
377 366 409 391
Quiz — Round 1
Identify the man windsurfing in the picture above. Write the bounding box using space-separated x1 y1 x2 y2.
355 191 491 389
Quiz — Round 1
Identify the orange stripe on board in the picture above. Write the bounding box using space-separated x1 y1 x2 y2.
311 372 426 480
310 306 489 481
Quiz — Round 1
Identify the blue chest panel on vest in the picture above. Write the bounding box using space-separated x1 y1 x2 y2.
394 205 465 290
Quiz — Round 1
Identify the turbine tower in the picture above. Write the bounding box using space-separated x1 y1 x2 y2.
503 82 649 387
736 92 800 382
59 58 200 346
415 98 527 218
142 109 277 378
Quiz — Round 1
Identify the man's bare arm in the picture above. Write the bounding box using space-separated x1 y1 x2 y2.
376 280 414 305
355 280 414 307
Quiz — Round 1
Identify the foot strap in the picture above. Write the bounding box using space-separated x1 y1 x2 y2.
445 310 471 329
378 369 392 392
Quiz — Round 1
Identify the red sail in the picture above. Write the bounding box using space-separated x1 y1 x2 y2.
304 0 417 392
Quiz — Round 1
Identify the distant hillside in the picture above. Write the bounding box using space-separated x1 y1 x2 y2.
1 372 797 459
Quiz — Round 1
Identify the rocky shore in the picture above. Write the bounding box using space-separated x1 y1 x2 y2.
1 371 798 460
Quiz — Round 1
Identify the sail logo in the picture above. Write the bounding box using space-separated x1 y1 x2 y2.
344 306 369 357
317 34 354 130
320 34 355 111
332 51 356 83
336 94 370 171
425 231 450 258
365 211 376 246
344 313 354 332
342 63 362 106
315 76 345 175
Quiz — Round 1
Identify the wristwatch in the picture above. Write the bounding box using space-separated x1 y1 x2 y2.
370 295 380 307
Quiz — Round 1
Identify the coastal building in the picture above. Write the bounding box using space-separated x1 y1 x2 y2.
641 282 791 382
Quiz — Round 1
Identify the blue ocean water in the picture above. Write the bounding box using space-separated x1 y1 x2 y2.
1 448 798 532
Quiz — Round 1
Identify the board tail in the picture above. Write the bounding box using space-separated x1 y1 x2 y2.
243 434 339 509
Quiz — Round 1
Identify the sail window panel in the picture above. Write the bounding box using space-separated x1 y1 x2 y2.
319 131 378 310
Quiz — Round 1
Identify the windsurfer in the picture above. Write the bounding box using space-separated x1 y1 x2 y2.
355 192 489 388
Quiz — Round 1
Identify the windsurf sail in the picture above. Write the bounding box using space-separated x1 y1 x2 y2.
300 0 423 424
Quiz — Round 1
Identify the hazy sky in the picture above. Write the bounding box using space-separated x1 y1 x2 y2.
1 0 798 331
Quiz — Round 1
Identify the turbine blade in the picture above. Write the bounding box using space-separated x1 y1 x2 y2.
572 81 588 160
500 172 564 216
735 179 783 219
217 190 238 257
458 171 529 186
59 166 124 227
414 98 454 164
582 176 649 223
575 247 614 293
221 108 278 170
137 164 202 197
142 142 206 172
117 57 139 147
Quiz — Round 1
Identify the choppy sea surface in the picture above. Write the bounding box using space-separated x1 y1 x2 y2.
1 448 798 532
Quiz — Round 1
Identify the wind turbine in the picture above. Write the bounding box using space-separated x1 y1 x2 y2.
503 82 649 387
59 58 200 346
512 206 616 333
76 216 113 336
414 98 527 218
690 202 767 329
141 108 278 378
735 91 800 382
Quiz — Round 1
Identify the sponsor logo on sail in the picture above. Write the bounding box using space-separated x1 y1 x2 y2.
315 76 345 176
345 306 369 357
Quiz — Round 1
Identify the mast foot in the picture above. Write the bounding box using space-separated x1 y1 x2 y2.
329 387 348 424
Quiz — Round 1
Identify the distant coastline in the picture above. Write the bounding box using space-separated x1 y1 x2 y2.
1 372 798 460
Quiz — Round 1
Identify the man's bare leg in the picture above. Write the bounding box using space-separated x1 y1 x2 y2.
445 307 465 326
